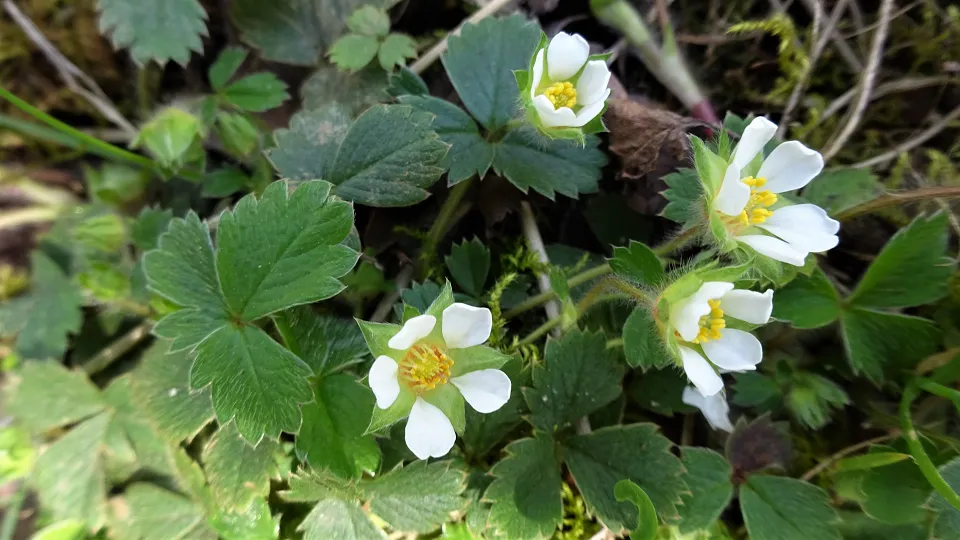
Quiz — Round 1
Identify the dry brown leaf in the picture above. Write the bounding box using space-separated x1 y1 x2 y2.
607 97 705 179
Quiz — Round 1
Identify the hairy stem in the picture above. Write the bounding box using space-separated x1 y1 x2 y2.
900 380 960 512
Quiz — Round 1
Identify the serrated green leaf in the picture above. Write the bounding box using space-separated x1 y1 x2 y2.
215 111 261 157
223 72 289 113
378 33 417 70
203 423 281 510
860 451 930 524
627 367 695 416
299 498 384 540
300 64 388 116
661 168 702 225
329 34 380 72
562 424 686 527
786 372 849 430
347 6 390 36
491 129 605 199
929 456 960 539
609 241 665 285
0 252 83 360
802 168 882 216
399 96 493 185
274 307 368 375
771 269 839 329
208 496 280 540
673 448 733 534
441 15 540 130
296 374 379 479
614 480 658 540
484 435 563 539
5 361 106 433
731 372 782 409
203 167 249 198
363 461 466 533
32 412 110 530
444 238 491 296
740 476 840 540
622 307 673 370
268 105 351 182
401 281 443 313
108 484 216 540
130 341 214 442
524 330 625 432
387 66 428 97
209 46 249 90
327 105 448 206
840 308 941 382
848 213 954 309
97 0 208 66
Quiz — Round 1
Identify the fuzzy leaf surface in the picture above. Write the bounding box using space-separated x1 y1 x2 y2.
363 461 466 533
673 448 734 533
203 423 281 510
131 341 214 442
484 435 563 539
740 475 840 540
840 308 941 382
97 0 208 65
268 105 352 182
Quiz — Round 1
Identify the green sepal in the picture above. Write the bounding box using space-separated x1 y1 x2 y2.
365 386 416 435
356 319 401 361
691 135 726 197
448 346 512 377
422 383 466 435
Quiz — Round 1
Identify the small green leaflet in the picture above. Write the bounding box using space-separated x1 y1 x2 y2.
739 475 840 540
144 180 358 442
209 47 249 90
97 0 208 66
840 308 941 383
202 423 281 510
661 168 702 226
609 241 665 285
622 307 674 370
484 435 563 539
672 448 734 533
444 238 491 297
221 73 290 113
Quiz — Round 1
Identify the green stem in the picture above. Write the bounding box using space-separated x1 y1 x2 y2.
605 337 624 349
423 178 474 261
514 317 561 348
83 321 153 375
899 379 960 512
917 378 960 412
0 481 26 540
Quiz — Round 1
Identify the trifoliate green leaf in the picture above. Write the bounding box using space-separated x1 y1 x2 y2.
622 307 673 370
326 105 448 207
347 6 390 37
860 449 930 524
771 268 839 329
441 15 540 130
661 168 702 225
802 168 882 216
144 181 358 441
203 423 281 510
363 461 466 533
222 72 290 112
130 341 214 442
672 448 734 534
562 424 686 527
300 64 388 116
378 33 417 70
401 281 443 314
274 307 368 375
444 238 491 297
614 480 658 540
295 375 379 479
398 96 493 186
209 46 248 90
929 457 960 538
0 252 82 361
524 329 625 432
5 361 106 433
484 435 563 539
848 213 954 309
268 105 351 182
31 412 111 530
609 241 665 285
96 0 208 66
740 476 840 540
840 308 941 382
108 483 216 540
491 130 605 199
329 34 380 72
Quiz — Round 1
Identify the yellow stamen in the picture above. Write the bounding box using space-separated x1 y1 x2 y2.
542 81 577 109
690 299 726 344
398 344 453 392
736 176 777 225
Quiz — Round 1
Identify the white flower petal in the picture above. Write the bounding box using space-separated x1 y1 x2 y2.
451 369 511 413
575 60 611 106
731 117 777 169
757 141 824 193
714 164 751 216
757 204 840 253
720 289 774 325
683 387 734 432
388 314 437 350
737 234 808 266
369 356 400 409
670 282 735 342
533 95 578 128
571 89 609 127
442 303 492 349
405 397 456 460
702 329 762 372
679 346 724 396
531 49 545 99
547 32 589 81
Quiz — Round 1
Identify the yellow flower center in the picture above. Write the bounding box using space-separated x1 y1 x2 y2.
398 344 453 392
690 299 726 344
542 81 577 109
737 177 777 225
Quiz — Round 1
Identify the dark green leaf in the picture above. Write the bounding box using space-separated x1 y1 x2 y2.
363 461 466 533
484 435 563 539
268 105 351 182
203 422 281 510
387 67 428 97
300 64 387 116
802 168 882 216
929 456 960 538
835 452 910 472
786 372 849 430
673 448 733 533
771 269 840 329
860 452 930 524
401 281 442 314
562 424 686 527
215 112 261 157
524 329 625 432
223 72 290 113
491 129 605 199
209 46 248 90
131 208 173 251
740 476 840 540
399 96 493 185
614 480 658 540
97 0 208 66
622 307 673 370
5 361 106 433
627 368 694 416
836 511 928 540
609 241 664 285
203 167 249 198
133 108 202 167
298 498 382 540
840 308 941 382
441 15 540 130
274 307 368 375
848 213 954 309
661 168 701 225
731 372 782 409
444 238 491 297
346 6 390 36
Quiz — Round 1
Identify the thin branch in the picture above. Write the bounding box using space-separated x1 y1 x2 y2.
0 206 59 230
409 0 516 74
798 0 863 70
850 104 960 168
817 76 956 126
371 264 415 323
821 0 894 162
83 321 153 375
800 431 901 481
834 184 960 221
519 202 561 327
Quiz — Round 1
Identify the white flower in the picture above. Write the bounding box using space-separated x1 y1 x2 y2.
682 386 734 432
669 282 773 396
368 303 511 460
528 32 611 129
713 117 839 266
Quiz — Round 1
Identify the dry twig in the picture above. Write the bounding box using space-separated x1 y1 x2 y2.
851 104 960 169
